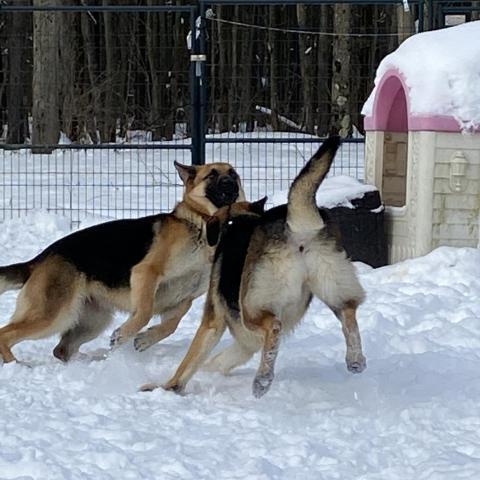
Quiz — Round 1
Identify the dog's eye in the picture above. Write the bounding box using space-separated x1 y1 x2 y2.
207 169 218 179
228 169 238 179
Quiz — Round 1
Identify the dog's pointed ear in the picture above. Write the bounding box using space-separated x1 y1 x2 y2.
250 196 267 215
174 161 197 185
206 216 221 247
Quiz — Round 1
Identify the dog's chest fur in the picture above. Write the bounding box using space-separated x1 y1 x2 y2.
153 234 211 312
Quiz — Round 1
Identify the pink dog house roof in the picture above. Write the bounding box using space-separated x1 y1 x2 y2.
363 69 462 133
362 21 480 133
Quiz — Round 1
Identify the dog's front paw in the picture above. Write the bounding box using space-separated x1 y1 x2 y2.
109 327 124 348
163 380 185 395
346 354 366 374
139 382 161 392
133 330 154 352
252 371 274 398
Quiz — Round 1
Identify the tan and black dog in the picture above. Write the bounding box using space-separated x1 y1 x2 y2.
146 137 366 397
0 161 245 364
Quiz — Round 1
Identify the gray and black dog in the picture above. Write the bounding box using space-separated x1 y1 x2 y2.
142 136 366 397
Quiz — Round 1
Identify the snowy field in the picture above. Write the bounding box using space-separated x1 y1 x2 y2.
1 210 480 477
1 132 480 478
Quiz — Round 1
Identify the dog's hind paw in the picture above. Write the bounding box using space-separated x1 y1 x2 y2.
346 355 366 374
109 328 123 348
133 331 154 352
252 371 274 398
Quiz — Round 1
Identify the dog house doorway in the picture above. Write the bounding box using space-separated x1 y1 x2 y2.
379 76 408 207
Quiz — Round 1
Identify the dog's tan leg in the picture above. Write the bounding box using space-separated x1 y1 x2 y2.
110 264 160 347
133 298 193 352
245 311 282 398
144 299 226 393
0 258 79 364
334 300 366 373
0 341 16 363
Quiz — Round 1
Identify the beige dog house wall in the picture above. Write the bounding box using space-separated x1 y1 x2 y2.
363 66 480 264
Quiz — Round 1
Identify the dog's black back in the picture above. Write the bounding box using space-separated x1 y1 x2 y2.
34 214 166 288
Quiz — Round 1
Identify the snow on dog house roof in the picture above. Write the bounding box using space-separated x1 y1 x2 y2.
362 21 480 133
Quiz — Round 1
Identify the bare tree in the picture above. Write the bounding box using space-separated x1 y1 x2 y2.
7 0 30 144
396 3 415 43
32 0 60 151
330 3 352 137
58 0 76 140
297 4 314 132
315 5 332 136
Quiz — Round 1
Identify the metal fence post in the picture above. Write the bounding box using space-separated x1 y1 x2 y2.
190 6 207 165
418 0 424 31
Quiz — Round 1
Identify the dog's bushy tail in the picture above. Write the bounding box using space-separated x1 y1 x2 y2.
287 136 341 234
0 262 32 295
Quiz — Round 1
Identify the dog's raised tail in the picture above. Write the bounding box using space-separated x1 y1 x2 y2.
0 262 32 295
287 136 341 234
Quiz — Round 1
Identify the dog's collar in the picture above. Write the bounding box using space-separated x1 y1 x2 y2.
174 202 210 231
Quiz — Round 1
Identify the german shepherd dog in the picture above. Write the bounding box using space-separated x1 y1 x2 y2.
0 162 245 364
147 137 366 397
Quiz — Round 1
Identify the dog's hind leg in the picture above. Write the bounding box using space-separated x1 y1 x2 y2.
245 311 282 399
307 256 366 374
332 300 366 374
0 257 81 363
203 341 255 375
53 299 113 362
133 298 193 352
148 298 226 393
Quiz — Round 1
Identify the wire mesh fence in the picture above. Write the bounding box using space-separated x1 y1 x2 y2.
0 1 475 226
0 145 191 227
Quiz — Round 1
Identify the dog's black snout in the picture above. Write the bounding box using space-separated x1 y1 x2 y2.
219 176 237 190
218 176 239 197
207 174 240 207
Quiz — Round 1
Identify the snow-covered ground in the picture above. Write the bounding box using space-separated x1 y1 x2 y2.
1 132 479 478
1 209 480 479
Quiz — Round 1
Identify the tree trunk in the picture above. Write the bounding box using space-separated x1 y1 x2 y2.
238 7 254 130
102 1 116 142
268 6 279 131
80 5 99 143
316 5 332 136
472 1 480 21
297 4 314 133
397 4 415 44
146 3 161 140
227 5 239 131
58 0 76 140
217 5 229 132
32 0 60 151
7 0 30 144
330 4 352 138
